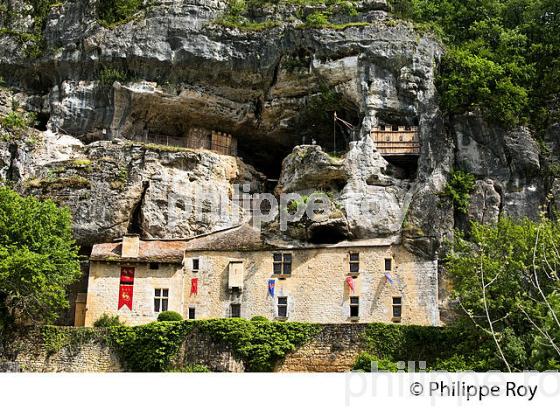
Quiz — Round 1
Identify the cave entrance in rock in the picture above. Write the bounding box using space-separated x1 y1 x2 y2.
308 224 349 245
384 155 419 179
237 135 294 181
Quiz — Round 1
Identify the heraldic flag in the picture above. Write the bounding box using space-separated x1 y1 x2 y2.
384 272 395 285
345 276 355 293
191 278 198 295
268 279 275 297
118 285 133 310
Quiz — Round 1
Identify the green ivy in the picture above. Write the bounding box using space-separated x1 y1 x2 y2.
106 318 319 372
195 318 320 371
41 326 100 356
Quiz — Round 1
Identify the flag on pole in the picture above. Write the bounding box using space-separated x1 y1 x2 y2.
345 276 355 293
268 279 275 297
190 278 198 295
384 272 394 285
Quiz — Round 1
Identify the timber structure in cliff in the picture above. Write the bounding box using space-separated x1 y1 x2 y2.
370 125 420 156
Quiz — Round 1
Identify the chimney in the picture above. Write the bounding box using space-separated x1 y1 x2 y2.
121 234 140 258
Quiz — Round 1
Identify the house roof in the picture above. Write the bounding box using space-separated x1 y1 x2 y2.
183 224 271 252
90 240 188 263
90 225 400 261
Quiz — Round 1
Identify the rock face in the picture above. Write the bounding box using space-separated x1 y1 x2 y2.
0 0 557 259
1 130 265 245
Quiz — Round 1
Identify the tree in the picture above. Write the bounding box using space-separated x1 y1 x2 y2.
0 187 81 329
446 217 560 371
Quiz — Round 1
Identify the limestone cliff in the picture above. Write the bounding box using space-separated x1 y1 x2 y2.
0 0 556 261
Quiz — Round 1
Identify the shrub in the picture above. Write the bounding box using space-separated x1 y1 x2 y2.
157 311 183 322
168 364 210 372
97 0 144 27
99 67 128 86
305 12 329 28
443 170 476 214
353 352 399 372
94 313 124 327
251 315 269 321
1 111 29 130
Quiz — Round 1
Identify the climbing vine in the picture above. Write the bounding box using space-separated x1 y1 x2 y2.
106 318 319 372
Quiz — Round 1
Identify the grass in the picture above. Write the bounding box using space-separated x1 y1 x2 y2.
25 176 91 190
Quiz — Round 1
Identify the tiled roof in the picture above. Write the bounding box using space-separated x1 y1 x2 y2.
90 240 188 262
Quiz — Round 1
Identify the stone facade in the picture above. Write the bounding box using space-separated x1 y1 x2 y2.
84 225 439 326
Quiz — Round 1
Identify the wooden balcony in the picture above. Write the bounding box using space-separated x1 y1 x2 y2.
370 125 420 156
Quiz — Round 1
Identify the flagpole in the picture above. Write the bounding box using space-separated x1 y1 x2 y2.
333 111 337 154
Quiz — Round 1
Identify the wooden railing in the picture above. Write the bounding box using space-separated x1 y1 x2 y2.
370 125 420 156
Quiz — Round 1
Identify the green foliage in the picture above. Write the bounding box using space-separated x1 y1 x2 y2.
107 319 319 372
353 352 399 371
99 67 128 86
109 321 193 371
94 313 125 327
217 0 365 31
0 111 35 131
388 0 560 129
40 326 99 355
251 315 269 321
0 187 81 326
97 0 144 28
157 311 183 322
446 217 560 370
305 11 329 28
356 322 498 371
168 364 210 372
443 170 476 214
195 318 320 371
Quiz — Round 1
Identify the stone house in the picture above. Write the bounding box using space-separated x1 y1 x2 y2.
83 225 439 326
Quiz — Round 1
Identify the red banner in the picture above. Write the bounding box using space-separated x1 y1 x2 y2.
190 278 198 296
345 276 355 293
118 284 134 310
120 267 135 284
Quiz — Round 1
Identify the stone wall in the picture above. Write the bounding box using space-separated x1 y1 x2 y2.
276 324 367 372
1 323 381 373
0 327 122 372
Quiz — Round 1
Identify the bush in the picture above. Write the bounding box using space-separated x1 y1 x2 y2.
305 12 329 28
353 352 399 372
99 67 128 86
443 170 476 214
157 311 183 322
251 315 269 321
168 364 210 373
94 313 124 327
97 0 144 27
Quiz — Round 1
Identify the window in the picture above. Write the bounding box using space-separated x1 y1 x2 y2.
154 288 169 313
192 258 199 271
277 296 288 318
188 307 196 320
392 125 399 131
379 125 385 131
392 297 402 319
149 262 159 270
405 125 411 131
273 253 292 275
384 258 392 271
349 253 359 273
350 296 359 318
231 303 241 318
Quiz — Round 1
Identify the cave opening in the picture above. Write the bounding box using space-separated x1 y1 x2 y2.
34 112 49 131
308 224 350 244
384 156 419 180
128 181 149 235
